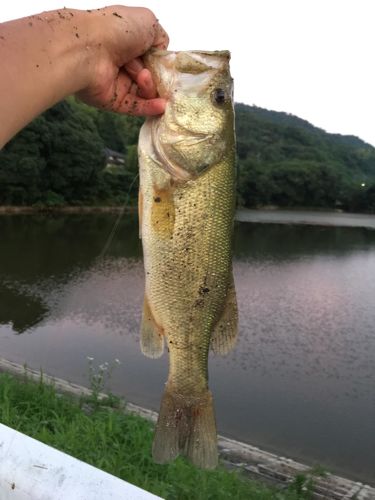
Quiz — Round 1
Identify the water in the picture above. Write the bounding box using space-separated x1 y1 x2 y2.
0 213 374 484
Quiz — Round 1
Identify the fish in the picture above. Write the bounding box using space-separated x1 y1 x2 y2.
138 50 238 469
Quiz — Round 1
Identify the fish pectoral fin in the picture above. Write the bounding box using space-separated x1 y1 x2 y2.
140 295 164 358
210 270 238 356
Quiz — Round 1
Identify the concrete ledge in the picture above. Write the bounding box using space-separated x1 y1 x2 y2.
1 357 374 500
0 424 161 500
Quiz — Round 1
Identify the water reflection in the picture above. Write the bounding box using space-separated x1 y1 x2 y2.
0 284 48 333
0 214 375 484
234 222 375 260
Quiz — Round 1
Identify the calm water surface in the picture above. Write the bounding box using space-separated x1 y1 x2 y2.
0 213 374 484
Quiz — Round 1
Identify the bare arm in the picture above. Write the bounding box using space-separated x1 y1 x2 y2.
0 5 169 148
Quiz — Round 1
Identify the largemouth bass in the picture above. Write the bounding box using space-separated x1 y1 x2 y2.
138 50 237 469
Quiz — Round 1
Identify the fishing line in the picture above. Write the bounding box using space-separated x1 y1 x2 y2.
98 172 139 259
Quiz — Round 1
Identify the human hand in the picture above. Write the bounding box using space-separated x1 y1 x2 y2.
0 5 168 147
76 5 169 116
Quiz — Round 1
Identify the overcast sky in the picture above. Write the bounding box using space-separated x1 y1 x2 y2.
1 1 375 146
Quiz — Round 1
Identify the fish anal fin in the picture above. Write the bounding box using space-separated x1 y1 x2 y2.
211 271 238 356
140 295 164 358
152 387 218 469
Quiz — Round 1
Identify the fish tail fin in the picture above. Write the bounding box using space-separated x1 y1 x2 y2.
152 387 218 469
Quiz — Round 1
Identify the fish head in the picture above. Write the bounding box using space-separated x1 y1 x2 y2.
145 50 235 181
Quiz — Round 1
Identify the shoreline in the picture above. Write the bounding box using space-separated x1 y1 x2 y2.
1 205 374 223
0 205 136 214
1 356 374 499
236 208 375 229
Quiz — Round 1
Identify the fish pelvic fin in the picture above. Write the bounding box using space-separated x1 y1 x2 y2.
210 269 238 355
140 295 164 358
152 386 218 469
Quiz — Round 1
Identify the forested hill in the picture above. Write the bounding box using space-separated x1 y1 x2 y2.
235 103 375 212
0 98 374 212
237 103 371 149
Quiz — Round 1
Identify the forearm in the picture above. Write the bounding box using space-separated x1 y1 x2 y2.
0 9 95 148
0 6 168 149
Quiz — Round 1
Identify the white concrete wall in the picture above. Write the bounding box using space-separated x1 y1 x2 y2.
0 424 163 500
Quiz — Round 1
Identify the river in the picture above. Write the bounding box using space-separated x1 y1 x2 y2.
0 211 374 484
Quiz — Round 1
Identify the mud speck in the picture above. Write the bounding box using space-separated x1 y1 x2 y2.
113 12 123 18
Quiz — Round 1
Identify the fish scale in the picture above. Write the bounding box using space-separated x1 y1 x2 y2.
138 50 238 468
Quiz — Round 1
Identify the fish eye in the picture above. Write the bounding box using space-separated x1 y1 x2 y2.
212 88 226 105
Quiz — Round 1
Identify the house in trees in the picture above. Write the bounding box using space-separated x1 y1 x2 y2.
103 148 126 167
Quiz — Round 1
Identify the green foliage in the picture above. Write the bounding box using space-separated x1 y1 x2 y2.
44 190 66 207
235 104 375 212
1 98 375 212
41 102 105 203
0 372 308 499
345 183 375 213
85 356 121 407
95 111 128 152
0 98 143 207
287 474 314 499
0 115 48 204
286 466 328 500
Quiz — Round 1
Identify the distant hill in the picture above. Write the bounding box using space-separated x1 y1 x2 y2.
235 103 375 212
0 98 374 213
237 104 372 149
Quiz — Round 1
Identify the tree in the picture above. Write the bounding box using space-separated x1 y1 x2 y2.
0 100 106 205
40 101 105 203
0 115 49 204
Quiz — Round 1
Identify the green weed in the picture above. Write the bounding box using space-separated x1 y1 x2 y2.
0 372 310 499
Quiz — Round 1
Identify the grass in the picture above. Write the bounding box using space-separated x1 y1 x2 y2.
0 372 311 499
